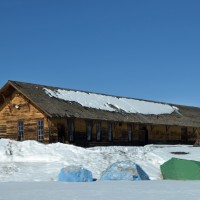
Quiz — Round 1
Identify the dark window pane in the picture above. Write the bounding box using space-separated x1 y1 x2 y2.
38 120 44 142
86 121 92 141
128 124 132 142
69 121 74 142
18 120 24 141
108 123 113 141
96 122 101 141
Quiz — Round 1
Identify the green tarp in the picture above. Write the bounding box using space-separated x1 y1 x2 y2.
160 158 200 180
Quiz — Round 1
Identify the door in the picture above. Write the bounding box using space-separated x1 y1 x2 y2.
139 126 148 146
58 124 66 143
181 127 188 144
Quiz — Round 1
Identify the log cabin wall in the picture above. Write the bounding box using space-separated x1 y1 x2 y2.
184 127 198 144
40 117 198 146
146 125 180 144
74 119 137 146
48 118 68 143
0 92 50 143
114 122 130 143
146 125 196 145
50 118 136 147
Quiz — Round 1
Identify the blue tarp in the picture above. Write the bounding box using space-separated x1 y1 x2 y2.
100 160 150 181
58 166 93 182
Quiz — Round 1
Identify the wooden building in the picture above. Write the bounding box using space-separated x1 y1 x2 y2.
0 80 200 147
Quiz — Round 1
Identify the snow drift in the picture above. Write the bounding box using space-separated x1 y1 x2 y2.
0 139 199 182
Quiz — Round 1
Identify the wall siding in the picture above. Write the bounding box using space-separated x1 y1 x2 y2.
0 92 49 143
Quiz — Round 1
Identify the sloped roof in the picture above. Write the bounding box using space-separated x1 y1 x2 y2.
1 80 200 127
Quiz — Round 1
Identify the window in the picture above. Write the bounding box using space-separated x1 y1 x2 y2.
38 120 44 142
18 120 24 141
69 120 75 142
86 121 92 141
108 123 113 141
128 124 132 142
96 122 101 141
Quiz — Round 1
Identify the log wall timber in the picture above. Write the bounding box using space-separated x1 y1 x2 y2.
0 92 49 143
146 125 197 144
49 118 196 146
50 118 136 146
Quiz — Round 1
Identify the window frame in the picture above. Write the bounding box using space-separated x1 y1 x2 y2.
68 120 75 142
18 120 24 141
86 120 93 141
127 123 132 142
37 119 44 142
96 121 101 141
108 122 113 142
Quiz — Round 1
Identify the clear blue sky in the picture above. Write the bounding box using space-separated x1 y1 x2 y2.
0 0 200 106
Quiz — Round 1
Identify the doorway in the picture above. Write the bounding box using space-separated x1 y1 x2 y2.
139 126 148 145
181 127 188 144
58 124 66 143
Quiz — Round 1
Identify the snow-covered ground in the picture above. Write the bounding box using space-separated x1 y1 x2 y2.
0 139 200 199
1 181 200 200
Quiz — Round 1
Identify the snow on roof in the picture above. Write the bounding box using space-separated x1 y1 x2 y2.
44 88 178 115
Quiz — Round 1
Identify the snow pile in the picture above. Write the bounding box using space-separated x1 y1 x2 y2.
0 139 87 162
44 88 178 115
0 139 198 182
